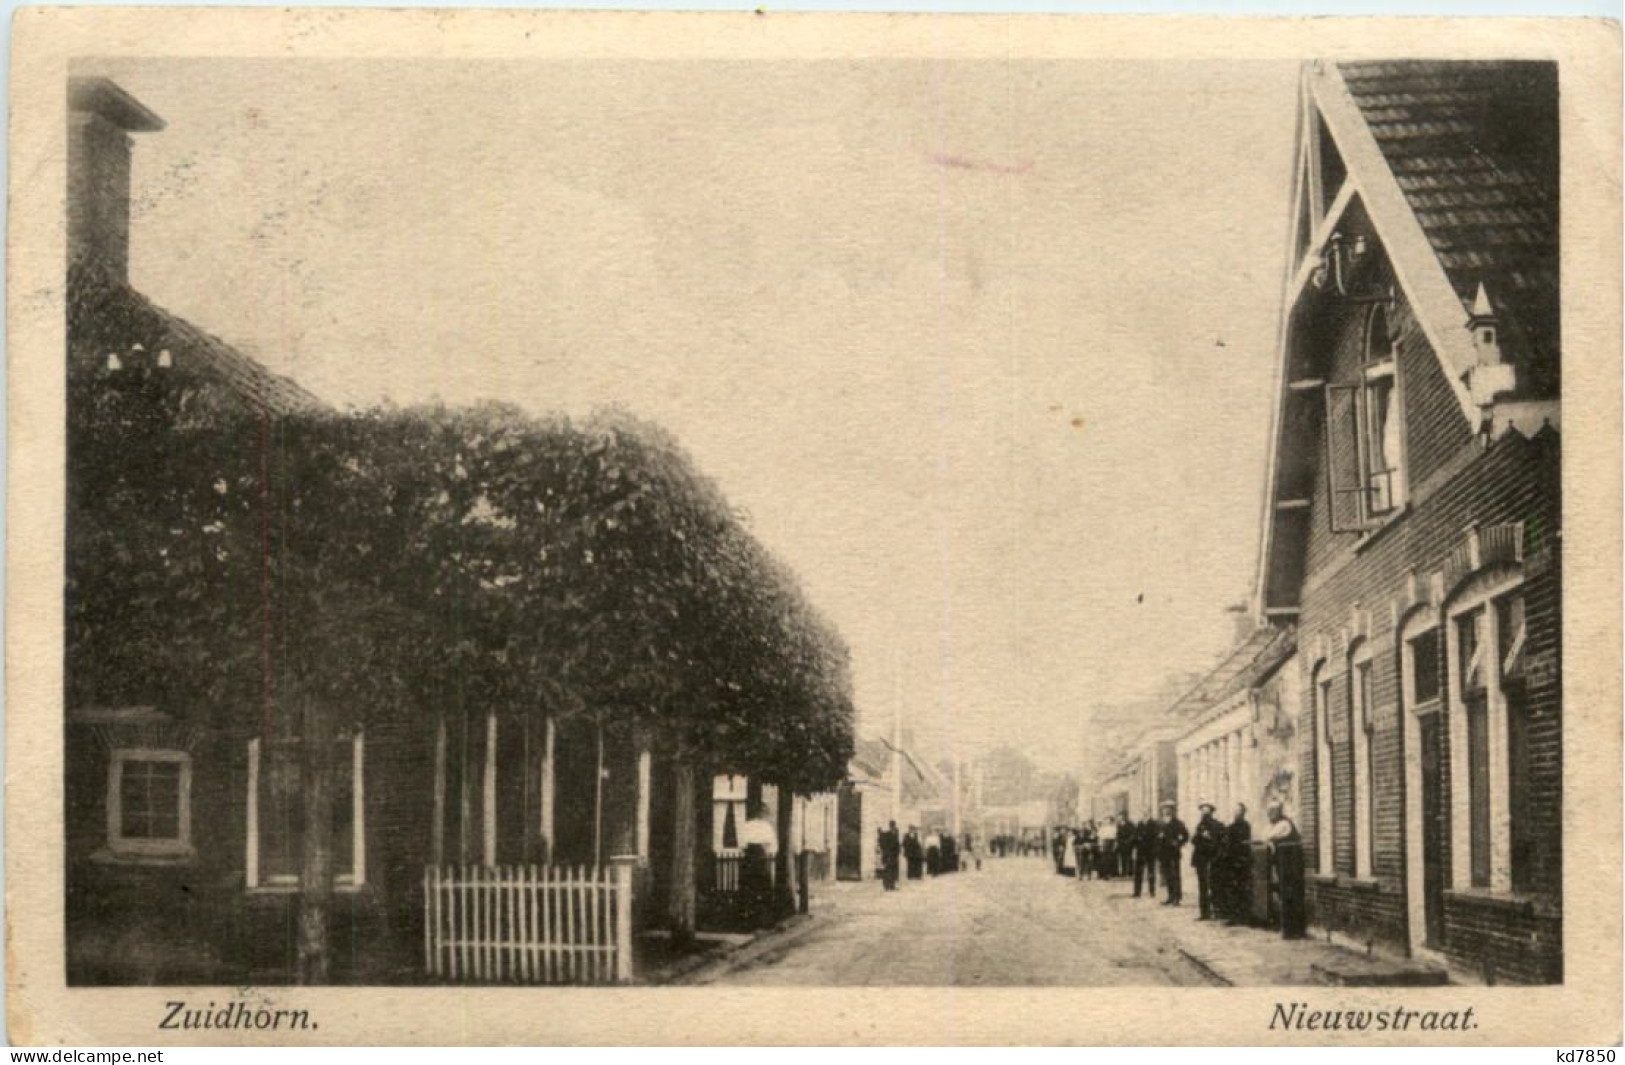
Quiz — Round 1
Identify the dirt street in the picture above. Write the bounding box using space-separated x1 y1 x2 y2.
683 856 1223 986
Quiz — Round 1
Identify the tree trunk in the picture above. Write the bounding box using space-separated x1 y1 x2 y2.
774 785 797 920
668 758 697 947
540 714 556 865
297 696 335 985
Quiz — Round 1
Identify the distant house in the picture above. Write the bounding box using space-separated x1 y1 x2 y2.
1172 625 1299 826
1091 742 1174 824
1255 61 1561 982
1081 671 1204 821
835 735 938 880
703 773 838 898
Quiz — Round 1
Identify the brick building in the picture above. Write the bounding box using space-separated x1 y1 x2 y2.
1254 61 1561 982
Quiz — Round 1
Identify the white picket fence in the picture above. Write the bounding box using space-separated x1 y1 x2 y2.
423 862 633 984
714 849 743 893
711 849 776 895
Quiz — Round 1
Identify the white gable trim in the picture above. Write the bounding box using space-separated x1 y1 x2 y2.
1308 63 1482 428
1250 75 1315 619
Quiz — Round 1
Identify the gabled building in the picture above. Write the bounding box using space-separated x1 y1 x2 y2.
1099 625 1298 828
1173 624 1299 827
1255 61 1561 982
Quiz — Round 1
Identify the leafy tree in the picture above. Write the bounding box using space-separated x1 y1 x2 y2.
68 277 854 970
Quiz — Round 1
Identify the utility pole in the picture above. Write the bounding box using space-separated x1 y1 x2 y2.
890 647 902 825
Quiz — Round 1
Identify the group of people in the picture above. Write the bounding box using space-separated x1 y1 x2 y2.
1058 813 1138 881
876 822 979 890
987 834 1044 858
1056 799 1305 933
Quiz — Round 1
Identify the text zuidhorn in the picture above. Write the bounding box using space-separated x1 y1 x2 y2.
159 1001 316 1032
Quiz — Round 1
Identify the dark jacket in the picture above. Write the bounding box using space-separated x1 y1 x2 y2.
880 829 902 860
1158 817 1189 859
1226 817 1252 856
1137 819 1160 856
1192 814 1225 865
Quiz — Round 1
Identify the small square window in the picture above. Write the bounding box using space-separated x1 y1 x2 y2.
108 750 192 858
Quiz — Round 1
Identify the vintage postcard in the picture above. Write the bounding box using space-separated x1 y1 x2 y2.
6 8 1621 1047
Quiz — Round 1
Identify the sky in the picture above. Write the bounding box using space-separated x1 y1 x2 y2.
93 57 1301 772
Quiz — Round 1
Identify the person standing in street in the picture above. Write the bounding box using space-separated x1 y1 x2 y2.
1191 802 1223 920
1133 814 1159 898
880 821 902 891
1222 803 1252 924
1158 800 1189 906
904 826 924 880
1118 815 1135 877
1266 800 1307 939
1092 816 1105 884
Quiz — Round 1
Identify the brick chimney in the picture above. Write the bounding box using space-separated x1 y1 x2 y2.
1224 601 1254 645
68 77 164 281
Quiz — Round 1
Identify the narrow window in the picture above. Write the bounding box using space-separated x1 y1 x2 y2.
1458 609 1492 888
1499 593 1533 894
1361 305 1406 516
1314 668 1334 873
1410 628 1442 705
1355 659 1375 877
248 733 365 888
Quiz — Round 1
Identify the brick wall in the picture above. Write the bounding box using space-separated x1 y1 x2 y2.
1290 261 1562 982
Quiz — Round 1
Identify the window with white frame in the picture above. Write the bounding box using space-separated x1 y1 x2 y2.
1326 305 1408 531
1447 578 1531 895
1350 646 1375 878
247 733 365 890
107 749 192 858
1313 665 1334 874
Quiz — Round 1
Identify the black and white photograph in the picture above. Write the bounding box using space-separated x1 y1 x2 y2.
8 8 1620 1047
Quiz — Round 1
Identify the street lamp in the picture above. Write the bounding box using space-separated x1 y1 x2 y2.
1310 231 1395 309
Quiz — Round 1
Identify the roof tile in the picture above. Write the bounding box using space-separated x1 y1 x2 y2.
1337 60 1559 399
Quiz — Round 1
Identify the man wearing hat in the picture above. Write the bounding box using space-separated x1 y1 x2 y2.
1191 801 1225 920
1157 799 1189 906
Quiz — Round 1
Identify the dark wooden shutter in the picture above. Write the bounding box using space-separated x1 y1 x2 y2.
1467 697 1491 888
1324 383 1366 532
1507 689 1533 894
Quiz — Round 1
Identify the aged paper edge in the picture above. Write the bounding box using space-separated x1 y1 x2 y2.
7 9 1621 1047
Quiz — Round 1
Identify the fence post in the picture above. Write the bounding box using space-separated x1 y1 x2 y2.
611 856 635 984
